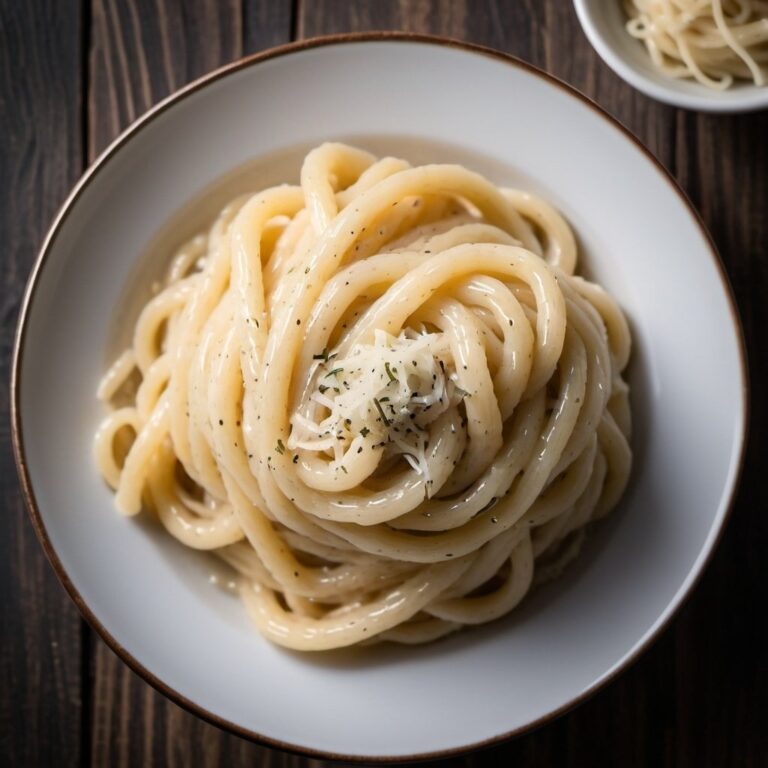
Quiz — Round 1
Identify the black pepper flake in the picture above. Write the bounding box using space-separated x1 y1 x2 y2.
275 439 285 455
218 419 224 426
296 319 301 325
292 454 299 464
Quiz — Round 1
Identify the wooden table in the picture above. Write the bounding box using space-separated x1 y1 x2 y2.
1 2 765 765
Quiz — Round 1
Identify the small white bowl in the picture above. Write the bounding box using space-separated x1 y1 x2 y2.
574 0 768 112
12 33 748 761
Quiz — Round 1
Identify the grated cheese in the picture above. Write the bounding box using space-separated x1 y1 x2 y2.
288 329 470 486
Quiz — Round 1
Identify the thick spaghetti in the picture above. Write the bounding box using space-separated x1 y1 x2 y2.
95 143 632 651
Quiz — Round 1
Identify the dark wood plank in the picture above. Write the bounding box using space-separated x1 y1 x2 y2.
244 0 293 52
297 2 767 767
88 0 243 162
86 2 295 766
0 1 85 766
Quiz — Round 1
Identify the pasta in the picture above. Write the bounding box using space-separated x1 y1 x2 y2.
624 0 768 89
95 143 632 651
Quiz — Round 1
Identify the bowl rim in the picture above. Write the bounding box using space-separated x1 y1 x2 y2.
10 31 750 763
572 0 768 113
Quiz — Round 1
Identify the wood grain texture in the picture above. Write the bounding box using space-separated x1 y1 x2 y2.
0 1 85 766
244 0 294 52
88 0 243 160
2 0 766 765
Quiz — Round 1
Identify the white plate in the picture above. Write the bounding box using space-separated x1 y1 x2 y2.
12 34 747 760
573 0 768 112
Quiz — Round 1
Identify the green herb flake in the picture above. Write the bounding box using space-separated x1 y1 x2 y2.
313 348 337 362
373 398 391 426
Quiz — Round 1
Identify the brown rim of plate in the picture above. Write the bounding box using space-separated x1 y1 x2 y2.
10 31 750 764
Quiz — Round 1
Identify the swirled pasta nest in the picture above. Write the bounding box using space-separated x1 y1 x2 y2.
96 144 632 651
